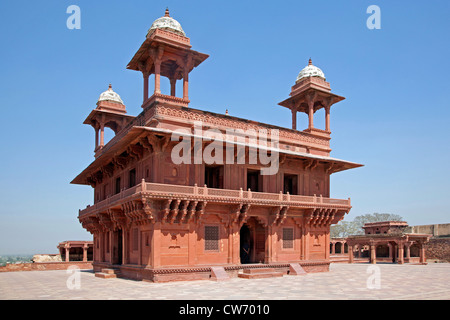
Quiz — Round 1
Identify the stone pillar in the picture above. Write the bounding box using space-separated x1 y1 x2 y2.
95 126 99 149
325 105 331 132
398 242 404 264
331 242 335 254
65 245 70 262
419 243 426 264
183 70 189 100
170 78 176 97
99 122 105 147
82 244 88 262
348 245 354 263
291 109 297 130
154 60 161 94
143 72 149 102
308 100 314 129
370 244 376 264
405 242 411 262
357 245 361 258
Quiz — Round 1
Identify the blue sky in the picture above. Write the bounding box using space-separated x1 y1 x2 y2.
0 0 449 254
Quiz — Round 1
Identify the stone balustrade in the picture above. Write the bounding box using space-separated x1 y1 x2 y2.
79 180 351 218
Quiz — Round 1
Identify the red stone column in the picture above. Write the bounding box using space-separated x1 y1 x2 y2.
99 122 105 147
308 100 314 129
95 126 99 149
65 245 70 262
154 60 161 94
419 243 426 263
325 105 331 132
82 244 88 262
388 243 393 261
170 78 176 97
405 242 411 262
183 70 189 100
348 245 354 263
370 244 376 264
398 242 404 264
143 72 149 102
291 109 297 130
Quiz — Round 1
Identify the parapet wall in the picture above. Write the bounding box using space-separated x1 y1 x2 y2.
0 261 92 272
406 223 450 237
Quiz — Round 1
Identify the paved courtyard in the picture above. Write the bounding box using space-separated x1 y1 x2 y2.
0 263 449 300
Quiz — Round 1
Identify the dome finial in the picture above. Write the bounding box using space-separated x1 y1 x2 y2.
108 83 112 89
308 58 312 66
165 7 170 17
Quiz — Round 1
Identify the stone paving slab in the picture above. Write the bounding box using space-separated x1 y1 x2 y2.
0 263 449 300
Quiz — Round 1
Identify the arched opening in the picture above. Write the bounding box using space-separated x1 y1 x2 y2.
240 224 252 264
376 244 389 258
410 243 420 257
335 242 342 254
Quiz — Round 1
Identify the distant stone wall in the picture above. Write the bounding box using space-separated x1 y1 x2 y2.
425 238 450 262
406 223 450 237
32 254 62 263
0 261 92 272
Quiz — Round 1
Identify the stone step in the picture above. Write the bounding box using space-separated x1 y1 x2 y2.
238 271 284 279
243 268 276 274
95 272 118 279
101 268 121 275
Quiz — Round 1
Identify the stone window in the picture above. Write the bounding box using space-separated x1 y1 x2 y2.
247 169 263 192
205 165 223 189
115 177 121 194
283 174 298 195
282 228 294 249
205 226 219 251
129 168 136 188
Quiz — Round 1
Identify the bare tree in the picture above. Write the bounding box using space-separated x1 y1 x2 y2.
331 213 404 238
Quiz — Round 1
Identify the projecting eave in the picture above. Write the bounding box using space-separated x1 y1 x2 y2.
137 127 363 174
83 109 136 126
71 125 363 186
278 89 345 112
71 126 150 185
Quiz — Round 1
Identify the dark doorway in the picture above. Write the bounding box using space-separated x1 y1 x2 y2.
247 169 262 192
113 229 123 265
129 168 136 188
283 174 298 195
240 225 252 264
205 165 224 189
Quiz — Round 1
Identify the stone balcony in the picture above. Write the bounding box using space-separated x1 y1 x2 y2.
78 180 351 222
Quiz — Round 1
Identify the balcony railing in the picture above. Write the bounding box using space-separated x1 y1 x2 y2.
79 180 351 217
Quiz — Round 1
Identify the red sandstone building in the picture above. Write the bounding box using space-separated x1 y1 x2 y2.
346 221 431 264
71 10 362 281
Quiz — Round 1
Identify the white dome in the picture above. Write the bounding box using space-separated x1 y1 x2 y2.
147 9 186 37
98 84 124 104
296 59 326 81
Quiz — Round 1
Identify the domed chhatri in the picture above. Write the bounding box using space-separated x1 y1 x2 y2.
98 84 124 105
146 8 186 37
296 58 326 82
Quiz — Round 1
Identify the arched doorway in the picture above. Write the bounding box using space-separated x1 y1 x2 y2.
240 224 251 264
239 217 266 264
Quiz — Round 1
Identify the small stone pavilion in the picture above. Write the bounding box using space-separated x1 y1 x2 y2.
71 9 362 282
346 221 431 264
57 241 94 262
